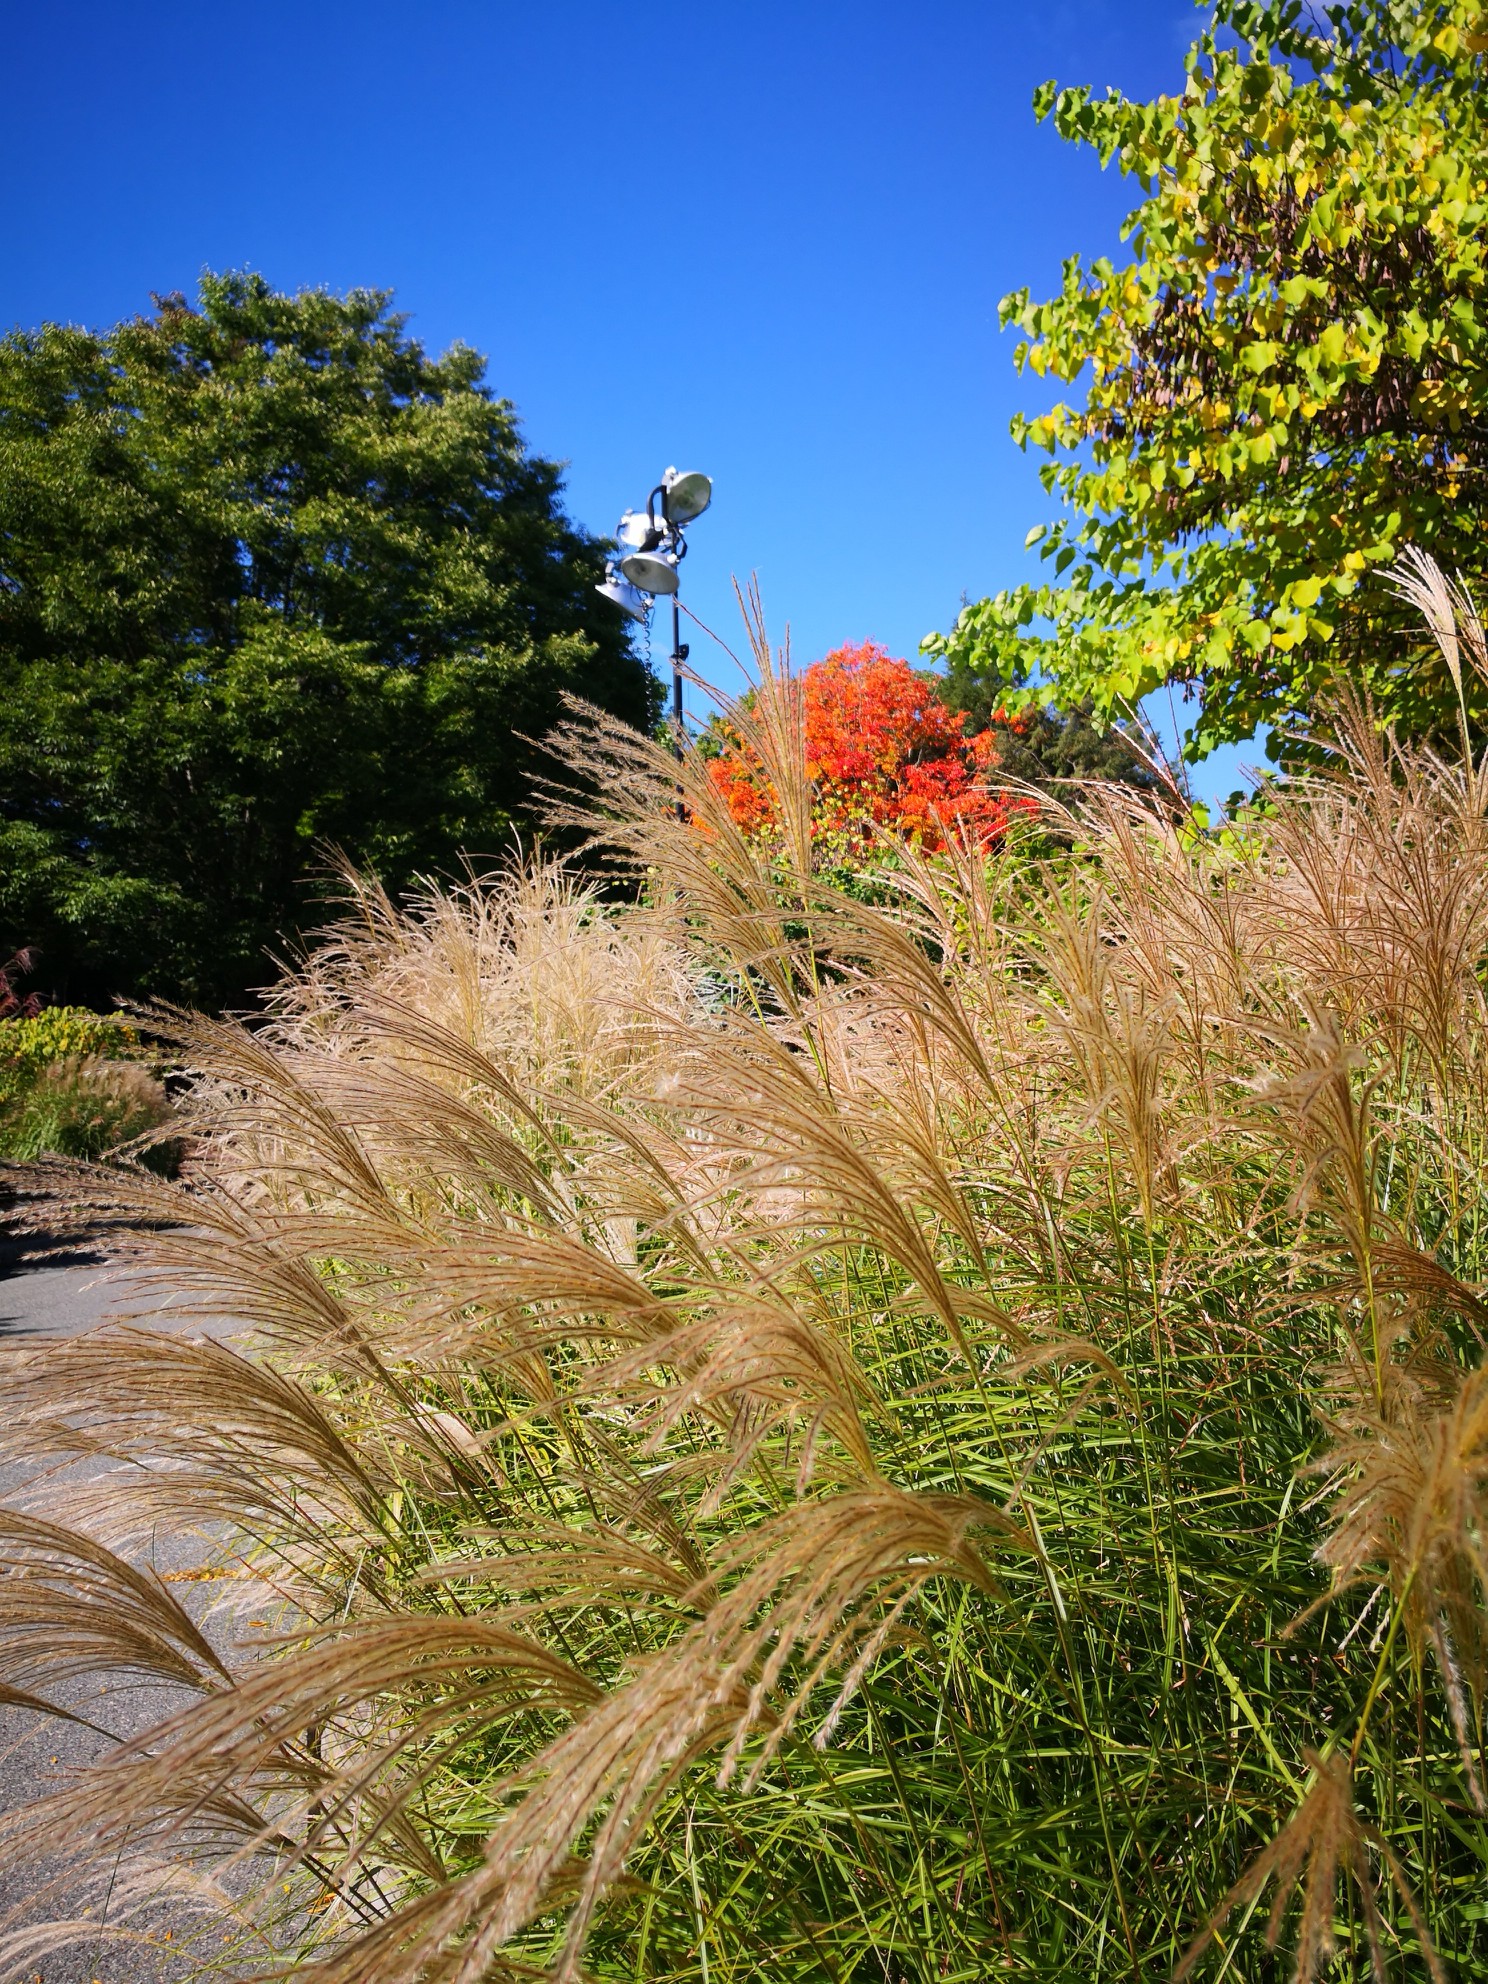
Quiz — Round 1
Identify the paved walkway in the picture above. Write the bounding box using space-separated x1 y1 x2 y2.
0 1225 228 1983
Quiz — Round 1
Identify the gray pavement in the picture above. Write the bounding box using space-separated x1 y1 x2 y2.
0 1226 205 1342
0 1228 122 1341
0 1225 230 1984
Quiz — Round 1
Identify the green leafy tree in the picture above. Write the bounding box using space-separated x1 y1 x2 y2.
931 668 1161 795
924 0 1488 758
0 272 656 1007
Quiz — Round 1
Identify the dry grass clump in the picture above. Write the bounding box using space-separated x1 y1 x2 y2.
5 567 1488 1981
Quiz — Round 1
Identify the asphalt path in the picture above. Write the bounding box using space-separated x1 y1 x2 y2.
0 1224 234 1984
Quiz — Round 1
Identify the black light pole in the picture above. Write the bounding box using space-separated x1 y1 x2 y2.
671 594 685 746
671 593 688 819
642 478 691 772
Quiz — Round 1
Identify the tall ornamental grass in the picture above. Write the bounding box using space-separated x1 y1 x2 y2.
0 1007 173 1167
5 562 1488 1982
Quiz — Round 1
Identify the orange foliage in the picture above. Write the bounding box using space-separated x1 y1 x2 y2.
706 641 1029 851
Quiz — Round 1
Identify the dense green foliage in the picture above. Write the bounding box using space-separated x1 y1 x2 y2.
0 272 656 1008
925 0 1488 757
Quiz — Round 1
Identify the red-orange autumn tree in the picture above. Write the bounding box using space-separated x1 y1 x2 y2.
706 641 1026 851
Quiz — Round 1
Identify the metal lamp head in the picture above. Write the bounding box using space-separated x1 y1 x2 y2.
615 510 654 550
620 547 681 596
595 564 651 622
662 467 712 526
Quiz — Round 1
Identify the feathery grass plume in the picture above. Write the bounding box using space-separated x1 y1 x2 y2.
1314 1344 1488 1809
1391 546 1488 773
1174 1750 1441 1984
10 561 1488 1979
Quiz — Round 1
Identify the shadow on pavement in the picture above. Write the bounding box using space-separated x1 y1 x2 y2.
0 1224 111 1278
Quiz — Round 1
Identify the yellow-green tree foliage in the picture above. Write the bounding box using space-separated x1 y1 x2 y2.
925 0 1488 757
0 1009 138 1107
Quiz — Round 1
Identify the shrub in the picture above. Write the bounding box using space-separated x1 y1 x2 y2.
0 1009 174 1168
0 948 40 1022
5 564 1488 1981
705 637 1033 853
0 1056 173 1168
0 1007 139 1106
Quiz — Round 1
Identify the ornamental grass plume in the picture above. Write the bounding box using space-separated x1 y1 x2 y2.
7 563 1488 1980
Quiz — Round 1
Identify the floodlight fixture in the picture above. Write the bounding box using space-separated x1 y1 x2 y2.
661 467 712 526
595 564 651 622
619 546 681 595
615 510 654 549
594 462 713 818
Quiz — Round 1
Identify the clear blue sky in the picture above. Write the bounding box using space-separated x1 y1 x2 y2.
2 0 1259 801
